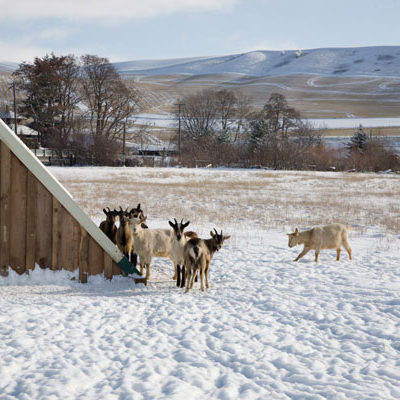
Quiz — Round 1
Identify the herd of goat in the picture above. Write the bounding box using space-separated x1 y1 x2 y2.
99 205 230 292
99 205 352 292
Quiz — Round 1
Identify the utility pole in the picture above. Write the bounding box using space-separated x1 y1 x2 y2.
175 103 184 162
8 80 18 135
122 120 126 166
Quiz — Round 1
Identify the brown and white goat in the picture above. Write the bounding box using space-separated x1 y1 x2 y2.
287 223 352 262
115 204 146 268
169 219 198 288
184 229 230 293
99 207 117 244
115 207 134 264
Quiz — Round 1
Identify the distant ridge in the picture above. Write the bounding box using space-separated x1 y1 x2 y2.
2 47 400 78
113 46 400 77
0 61 18 73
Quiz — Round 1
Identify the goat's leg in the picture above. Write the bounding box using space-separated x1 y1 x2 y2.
131 253 138 267
315 249 320 263
173 264 177 280
180 265 186 288
343 241 352 260
145 263 150 280
189 267 197 289
185 269 192 293
336 248 341 261
200 267 205 291
294 247 310 261
176 264 181 287
205 262 210 289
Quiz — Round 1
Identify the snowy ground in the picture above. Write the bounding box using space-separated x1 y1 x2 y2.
1 167 400 399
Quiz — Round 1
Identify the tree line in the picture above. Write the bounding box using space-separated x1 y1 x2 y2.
11 53 138 165
176 89 399 172
4 52 399 171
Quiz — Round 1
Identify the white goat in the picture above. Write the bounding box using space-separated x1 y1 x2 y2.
184 229 230 293
129 217 178 280
287 223 352 262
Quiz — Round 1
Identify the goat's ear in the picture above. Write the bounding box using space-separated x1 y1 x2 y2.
103 208 107 215
210 230 215 238
182 221 190 229
168 220 175 228
137 203 141 210
141 223 148 229
223 235 231 240
294 228 299 236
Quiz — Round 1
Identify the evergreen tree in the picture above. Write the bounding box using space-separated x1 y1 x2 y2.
347 125 368 153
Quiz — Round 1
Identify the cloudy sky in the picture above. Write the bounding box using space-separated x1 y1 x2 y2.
0 0 399 63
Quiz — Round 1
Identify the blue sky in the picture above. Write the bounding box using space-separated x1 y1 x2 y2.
0 0 399 63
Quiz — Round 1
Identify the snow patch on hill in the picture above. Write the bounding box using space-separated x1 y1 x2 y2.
114 46 400 77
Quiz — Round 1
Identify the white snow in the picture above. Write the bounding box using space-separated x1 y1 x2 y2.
310 117 400 129
1 167 400 399
114 46 400 78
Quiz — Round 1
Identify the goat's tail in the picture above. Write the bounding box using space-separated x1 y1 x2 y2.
188 245 202 268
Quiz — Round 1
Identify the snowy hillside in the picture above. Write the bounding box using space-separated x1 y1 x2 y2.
0 61 18 73
114 46 400 77
1 167 400 399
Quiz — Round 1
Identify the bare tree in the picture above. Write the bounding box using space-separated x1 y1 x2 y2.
79 55 139 164
248 93 320 169
13 54 80 150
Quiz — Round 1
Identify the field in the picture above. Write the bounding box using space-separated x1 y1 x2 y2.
1 167 400 399
131 73 400 119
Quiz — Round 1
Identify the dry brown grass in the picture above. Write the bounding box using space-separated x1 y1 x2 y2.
52 168 400 235
131 73 400 119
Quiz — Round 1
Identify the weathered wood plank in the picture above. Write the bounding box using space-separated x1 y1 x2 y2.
0 142 11 269
79 227 89 283
9 154 27 274
35 180 52 267
25 171 37 271
52 197 60 270
71 217 80 270
104 253 113 280
88 237 104 276
59 208 79 271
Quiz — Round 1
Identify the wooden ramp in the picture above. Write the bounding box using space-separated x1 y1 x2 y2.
0 118 145 284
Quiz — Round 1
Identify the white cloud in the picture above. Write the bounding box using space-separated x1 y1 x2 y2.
0 0 239 21
0 40 51 63
37 27 76 41
243 40 300 52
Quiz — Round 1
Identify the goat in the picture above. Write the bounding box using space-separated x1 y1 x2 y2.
129 216 177 280
169 218 198 288
287 223 352 262
184 229 230 293
99 207 117 244
115 204 146 268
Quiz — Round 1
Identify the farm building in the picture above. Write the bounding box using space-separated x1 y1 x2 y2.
0 118 144 283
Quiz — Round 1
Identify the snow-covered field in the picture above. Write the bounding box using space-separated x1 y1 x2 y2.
1 167 400 399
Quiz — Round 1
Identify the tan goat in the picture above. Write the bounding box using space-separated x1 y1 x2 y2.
184 229 230 292
287 223 352 262
99 207 117 244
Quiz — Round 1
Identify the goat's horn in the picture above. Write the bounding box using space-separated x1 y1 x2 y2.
213 228 218 235
174 218 178 225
